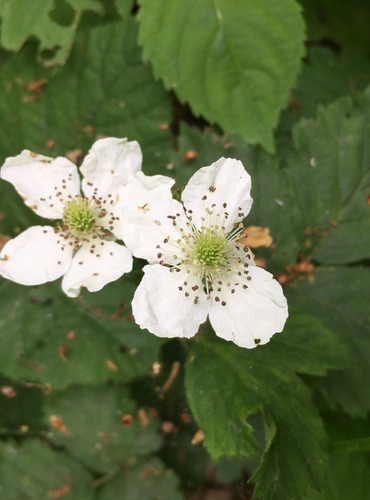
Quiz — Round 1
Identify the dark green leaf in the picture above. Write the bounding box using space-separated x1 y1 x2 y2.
185 310 343 499
0 280 159 389
0 374 45 432
96 458 183 499
45 384 162 473
0 439 94 499
0 17 172 176
300 0 370 52
305 451 370 500
288 267 370 417
277 45 370 149
267 309 347 376
332 437 370 454
286 88 370 264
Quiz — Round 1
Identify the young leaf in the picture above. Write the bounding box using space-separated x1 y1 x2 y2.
138 0 305 151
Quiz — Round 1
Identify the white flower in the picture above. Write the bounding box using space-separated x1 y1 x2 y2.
0 137 146 297
118 158 288 348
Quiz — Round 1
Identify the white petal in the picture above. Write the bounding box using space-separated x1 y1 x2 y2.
0 226 73 285
181 158 253 232
114 171 175 240
119 171 175 210
118 173 185 263
209 266 288 348
132 264 210 339
1 150 80 219
80 137 142 199
61 239 133 297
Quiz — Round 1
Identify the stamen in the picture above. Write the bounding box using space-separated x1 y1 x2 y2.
159 198 253 303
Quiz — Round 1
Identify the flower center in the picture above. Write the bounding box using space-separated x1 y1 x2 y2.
194 230 227 267
63 197 96 235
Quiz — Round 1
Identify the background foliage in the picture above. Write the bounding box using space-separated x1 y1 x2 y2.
0 0 369 498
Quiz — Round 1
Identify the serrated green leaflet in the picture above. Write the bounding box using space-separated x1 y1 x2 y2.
45 384 162 473
185 309 345 499
0 280 159 389
0 440 94 499
286 88 370 264
0 0 102 66
138 0 305 151
288 267 370 417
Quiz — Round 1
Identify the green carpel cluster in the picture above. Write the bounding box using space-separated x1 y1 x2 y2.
194 230 227 267
63 197 96 234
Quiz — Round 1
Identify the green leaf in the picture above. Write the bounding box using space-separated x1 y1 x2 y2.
45 384 162 473
0 0 102 66
0 280 159 390
0 439 94 499
138 0 305 151
96 458 183 500
277 45 370 148
286 88 370 264
113 0 135 18
332 437 370 454
0 374 45 432
301 0 370 52
0 17 172 176
267 310 347 376
185 309 343 499
305 451 370 500
292 47 370 117
288 267 370 417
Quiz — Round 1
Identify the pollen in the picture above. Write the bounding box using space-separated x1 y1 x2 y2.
63 197 96 235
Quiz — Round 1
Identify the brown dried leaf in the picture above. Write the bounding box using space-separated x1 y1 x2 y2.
239 226 273 248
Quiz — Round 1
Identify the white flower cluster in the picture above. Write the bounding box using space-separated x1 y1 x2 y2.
0 138 288 348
